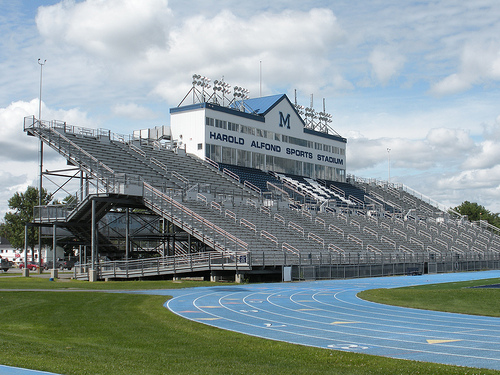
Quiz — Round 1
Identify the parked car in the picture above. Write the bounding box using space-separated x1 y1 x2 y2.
0 257 11 272
43 258 76 270
18 261 39 271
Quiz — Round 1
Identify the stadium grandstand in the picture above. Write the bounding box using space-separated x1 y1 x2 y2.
23 75 500 282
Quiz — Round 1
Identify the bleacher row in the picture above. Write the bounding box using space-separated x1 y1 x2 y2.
29 122 500 264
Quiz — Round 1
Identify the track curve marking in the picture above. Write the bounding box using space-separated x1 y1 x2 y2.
165 270 500 370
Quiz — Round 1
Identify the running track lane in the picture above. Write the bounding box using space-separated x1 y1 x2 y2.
163 270 500 370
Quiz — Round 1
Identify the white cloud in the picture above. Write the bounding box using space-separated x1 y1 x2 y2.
36 3 348 103
425 128 474 155
111 103 159 120
437 166 500 190
431 41 500 95
36 0 172 59
368 47 405 85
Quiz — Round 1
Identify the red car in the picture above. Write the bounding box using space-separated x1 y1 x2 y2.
18 261 39 271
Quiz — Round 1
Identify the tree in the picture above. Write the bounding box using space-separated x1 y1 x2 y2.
0 186 52 259
453 201 500 228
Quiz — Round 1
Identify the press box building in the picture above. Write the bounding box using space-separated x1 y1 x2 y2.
169 94 347 182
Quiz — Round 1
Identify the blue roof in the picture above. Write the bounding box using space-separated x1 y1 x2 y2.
230 94 286 115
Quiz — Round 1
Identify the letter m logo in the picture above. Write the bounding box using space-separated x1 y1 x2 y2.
279 112 290 129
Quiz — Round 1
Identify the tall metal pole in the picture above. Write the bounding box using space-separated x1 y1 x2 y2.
37 59 46 271
259 60 262 97
387 148 391 184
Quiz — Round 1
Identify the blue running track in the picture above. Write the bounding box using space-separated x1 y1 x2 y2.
163 270 500 370
2 270 500 374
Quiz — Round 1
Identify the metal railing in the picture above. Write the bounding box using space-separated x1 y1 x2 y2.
74 251 250 280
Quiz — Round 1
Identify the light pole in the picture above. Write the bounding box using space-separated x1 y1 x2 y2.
37 58 46 272
38 59 46 120
387 148 391 184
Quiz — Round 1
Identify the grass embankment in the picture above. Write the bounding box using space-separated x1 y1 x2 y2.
0 277 498 374
358 277 500 317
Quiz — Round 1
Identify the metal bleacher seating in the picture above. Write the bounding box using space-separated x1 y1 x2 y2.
24 118 500 280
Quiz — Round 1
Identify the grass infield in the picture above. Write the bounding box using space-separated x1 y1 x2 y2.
358 277 500 318
0 277 498 374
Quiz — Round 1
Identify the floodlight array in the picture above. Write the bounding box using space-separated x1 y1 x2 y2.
233 86 250 100
192 74 211 89
304 107 317 120
294 104 304 116
317 111 333 124
213 79 231 95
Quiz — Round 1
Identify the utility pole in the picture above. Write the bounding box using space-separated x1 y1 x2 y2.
387 148 391 184
37 58 46 271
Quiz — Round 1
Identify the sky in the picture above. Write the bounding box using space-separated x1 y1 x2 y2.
1 0 500 218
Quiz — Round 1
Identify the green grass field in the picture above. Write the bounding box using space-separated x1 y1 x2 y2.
0 276 499 374
358 277 500 317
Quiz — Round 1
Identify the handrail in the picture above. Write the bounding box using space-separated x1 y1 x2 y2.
204 156 219 169
129 143 146 158
266 181 290 198
261 230 278 247
172 171 188 185
25 118 116 192
246 198 257 208
197 193 208 205
308 232 324 248
210 201 222 214
244 180 261 194
328 224 344 239
282 242 299 255
150 157 168 172
260 206 271 216
223 168 240 182
143 182 248 253
455 238 469 250
347 234 363 248
329 184 345 198
225 209 237 222
363 226 378 239
350 219 360 231
75 251 250 280
427 245 441 254
460 232 473 242
288 221 304 237
274 213 286 226
302 210 312 221
380 221 391 231
240 218 257 233
328 243 344 254
434 237 449 250
419 230 432 241
410 237 424 250
399 245 414 254
380 235 396 250
315 217 325 228
407 223 416 234
367 244 381 254
440 231 453 242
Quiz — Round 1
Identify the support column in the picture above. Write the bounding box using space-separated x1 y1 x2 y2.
23 225 29 277
89 199 97 282
51 224 58 279
125 208 130 278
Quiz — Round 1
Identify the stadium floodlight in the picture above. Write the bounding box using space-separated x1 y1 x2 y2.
192 74 211 102
213 78 231 106
233 86 249 111
294 103 304 116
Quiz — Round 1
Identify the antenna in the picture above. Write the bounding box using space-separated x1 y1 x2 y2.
259 61 262 97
